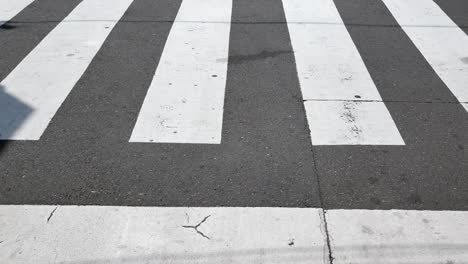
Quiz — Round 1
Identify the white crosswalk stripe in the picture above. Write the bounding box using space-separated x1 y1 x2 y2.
0 206 326 263
0 0 134 140
130 0 232 144
382 0 468 112
0 0 466 144
328 209 468 263
0 0 34 26
282 0 404 145
1 205 467 263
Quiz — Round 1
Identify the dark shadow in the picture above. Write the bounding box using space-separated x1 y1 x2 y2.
0 22 17 30
0 140 9 154
0 84 33 154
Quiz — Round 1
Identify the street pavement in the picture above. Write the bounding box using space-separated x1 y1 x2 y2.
0 0 467 263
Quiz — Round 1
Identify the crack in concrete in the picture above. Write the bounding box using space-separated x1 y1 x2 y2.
321 210 335 264
305 100 335 263
47 206 58 223
182 215 211 240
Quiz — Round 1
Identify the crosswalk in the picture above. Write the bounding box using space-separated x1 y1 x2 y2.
1 1 467 262
0 0 467 145
0 0 134 140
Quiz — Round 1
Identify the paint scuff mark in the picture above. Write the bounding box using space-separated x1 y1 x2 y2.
47 206 58 223
182 215 211 240
460 57 468 64
341 74 353 82
341 101 362 139
158 119 177 129
361 225 375 235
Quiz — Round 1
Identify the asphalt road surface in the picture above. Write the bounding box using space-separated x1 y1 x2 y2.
1 0 467 210
0 0 467 262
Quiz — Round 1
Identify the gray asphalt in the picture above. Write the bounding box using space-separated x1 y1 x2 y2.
0 0 467 210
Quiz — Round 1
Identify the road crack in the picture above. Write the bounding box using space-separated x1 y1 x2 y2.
320 210 335 264
182 215 211 240
47 207 58 223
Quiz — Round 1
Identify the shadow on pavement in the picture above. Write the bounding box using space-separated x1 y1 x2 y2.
0 83 33 154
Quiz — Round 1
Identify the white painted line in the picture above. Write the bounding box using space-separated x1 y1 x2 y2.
327 209 468 263
0 0 134 140
0 206 327 263
382 0 468 112
282 0 404 145
0 0 34 26
130 0 232 144
2 206 468 264
304 101 404 145
282 0 382 101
